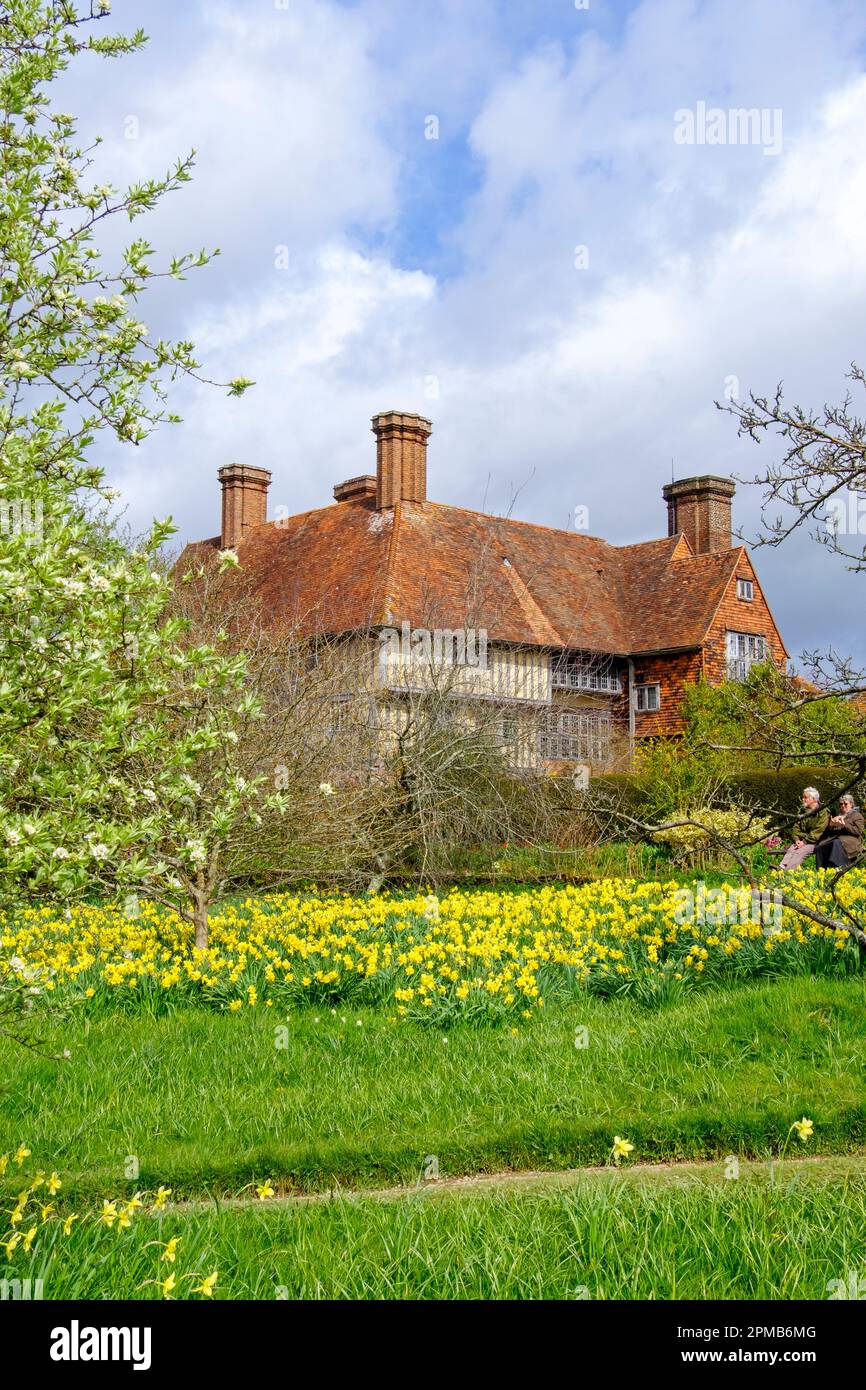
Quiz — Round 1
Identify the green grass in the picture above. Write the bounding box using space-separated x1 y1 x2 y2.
2 974 864 1202
11 1158 866 1299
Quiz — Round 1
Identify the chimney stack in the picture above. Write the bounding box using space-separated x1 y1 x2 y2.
218 464 271 549
371 411 432 508
333 475 377 505
663 475 736 554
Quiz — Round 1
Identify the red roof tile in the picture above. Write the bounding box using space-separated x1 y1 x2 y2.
179 496 751 656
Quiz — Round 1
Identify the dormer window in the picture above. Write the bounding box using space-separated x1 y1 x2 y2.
737 578 754 601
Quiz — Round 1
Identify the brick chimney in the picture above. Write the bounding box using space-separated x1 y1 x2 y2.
218 464 271 549
663 475 736 554
371 411 432 508
333 475 377 504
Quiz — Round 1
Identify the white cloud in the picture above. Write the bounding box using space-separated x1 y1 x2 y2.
86 0 866 661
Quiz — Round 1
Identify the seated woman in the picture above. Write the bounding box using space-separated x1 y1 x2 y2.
814 794 864 869
779 787 830 869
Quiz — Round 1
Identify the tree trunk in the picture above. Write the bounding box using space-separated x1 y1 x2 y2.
192 883 209 951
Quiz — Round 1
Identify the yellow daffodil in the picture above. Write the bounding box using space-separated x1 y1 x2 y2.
793 1117 814 1142
612 1136 635 1162
255 1180 275 1200
3 877 864 1031
99 1200 118 1229
192 1270 218 1297
161 1236 180 1262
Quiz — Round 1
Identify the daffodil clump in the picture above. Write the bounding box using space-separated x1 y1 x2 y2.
0 1147 219 1299
1 870 863 1024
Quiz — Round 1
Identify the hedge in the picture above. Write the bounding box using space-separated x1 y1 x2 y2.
589 765 865 822
723 766 865 815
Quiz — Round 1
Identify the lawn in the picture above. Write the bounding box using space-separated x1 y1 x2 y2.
5 1156 866 1300
2 974 864 1201
3 879 865 1300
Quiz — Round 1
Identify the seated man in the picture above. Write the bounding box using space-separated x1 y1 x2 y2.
779 787 830 869
814 794 864 869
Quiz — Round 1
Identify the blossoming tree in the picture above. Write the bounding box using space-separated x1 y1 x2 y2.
0 0 253 919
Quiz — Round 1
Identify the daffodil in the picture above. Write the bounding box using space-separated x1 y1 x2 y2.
255 1180 275 1200
192 1270 218 1297
161 1236 180 1262
13 1145 30 1166
99 1200 118 1228
4 876 865 1030
793 1117 814 1142
612 1136 635 1163
153 1186 172 1211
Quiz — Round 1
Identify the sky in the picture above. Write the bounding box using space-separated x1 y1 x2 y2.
62 0 866 666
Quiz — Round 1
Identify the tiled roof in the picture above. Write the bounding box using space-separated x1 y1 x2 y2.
179 496 747 656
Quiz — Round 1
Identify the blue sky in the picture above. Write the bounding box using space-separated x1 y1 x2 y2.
64 0 866 664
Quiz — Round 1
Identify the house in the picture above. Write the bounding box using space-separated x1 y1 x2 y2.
180 411 787 772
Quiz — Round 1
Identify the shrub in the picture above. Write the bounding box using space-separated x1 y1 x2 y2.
651 808 773 869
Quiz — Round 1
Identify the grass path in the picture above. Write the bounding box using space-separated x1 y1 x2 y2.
12 1153 866 1300
4 974 865 1301
3 974 865 1202
166 1150 866 1211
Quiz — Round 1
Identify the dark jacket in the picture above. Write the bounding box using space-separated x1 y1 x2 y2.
792 805 831 844
819 808 864 859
